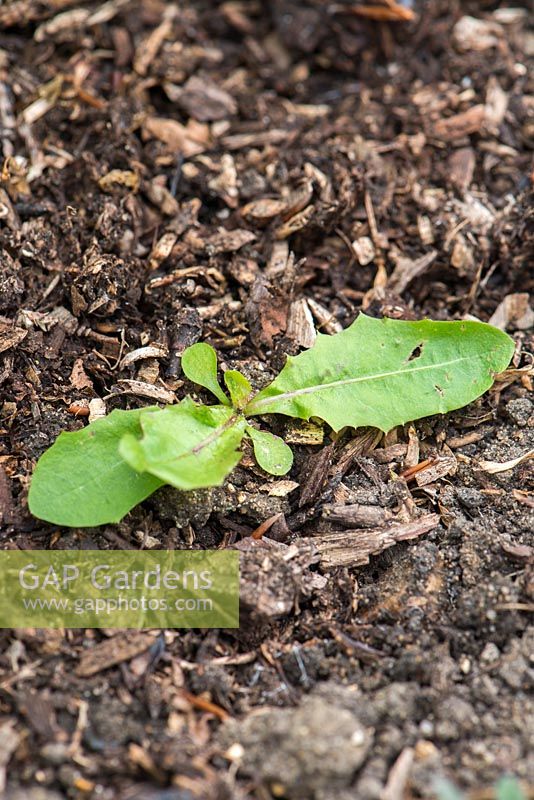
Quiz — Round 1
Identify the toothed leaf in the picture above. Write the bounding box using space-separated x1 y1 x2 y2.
246 315 514 433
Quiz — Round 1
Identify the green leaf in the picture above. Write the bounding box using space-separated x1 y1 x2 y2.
245 315 514 433
28 410 163 527
433 779 465 800
181 343 230 406
119 397 247 490
246 426 293 475
496 777 526 800
224 369 252 410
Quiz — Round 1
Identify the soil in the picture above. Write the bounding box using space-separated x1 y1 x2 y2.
0 1 533 799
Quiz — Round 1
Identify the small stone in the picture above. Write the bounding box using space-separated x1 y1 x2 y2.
480 642 500 663
40 742 70 765
506 397 533 427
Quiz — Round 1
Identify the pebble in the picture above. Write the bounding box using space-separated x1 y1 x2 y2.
506 397 533 427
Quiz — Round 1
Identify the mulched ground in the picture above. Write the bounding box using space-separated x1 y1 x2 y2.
0 1 533 798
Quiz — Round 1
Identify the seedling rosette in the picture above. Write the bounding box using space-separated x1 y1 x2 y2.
28 315 514 527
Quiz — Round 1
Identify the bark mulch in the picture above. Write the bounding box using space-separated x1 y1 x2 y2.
0 1 533 798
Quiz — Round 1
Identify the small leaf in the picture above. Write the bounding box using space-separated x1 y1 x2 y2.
246 426 293 475
181 342 230 406
433 779 465 800
120 397 247 490
224 369 252 409
245 315 514 433
496 776 526 800
28 409 163 527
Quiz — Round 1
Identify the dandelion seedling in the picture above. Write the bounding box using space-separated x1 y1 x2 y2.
29 314 514 527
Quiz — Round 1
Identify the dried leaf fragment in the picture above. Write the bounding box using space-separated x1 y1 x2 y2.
477 449 534 475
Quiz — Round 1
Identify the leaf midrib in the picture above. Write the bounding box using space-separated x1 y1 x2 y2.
246 350 498 413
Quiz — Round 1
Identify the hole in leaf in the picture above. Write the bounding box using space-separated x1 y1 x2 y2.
407 342 425 362
435 384 444 396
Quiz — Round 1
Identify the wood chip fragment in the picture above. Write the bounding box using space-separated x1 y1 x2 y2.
0 720 20 793
432 105 486 142
352 235 375 265
241 198 288 221
142 116 209 156
306 298 343 334
202 228 256 254
286 299 316 348
382 747 415 800
88 397 106 423
133 5 176 76
323 503 392 528
315 514 440 568
489 293 534 331
34 7 91 41
120 344 168 368
274 204 315 239
116 379 176 403
447 147 476 193
387 250 437 294
0 321 27 354
69 358 93 390
452 15 504 52
76 632 158 677
175 75 237 121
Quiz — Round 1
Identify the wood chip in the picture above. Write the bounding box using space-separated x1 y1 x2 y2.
241 197 288 221
315 514 440 568
500 540 533 561
382 747 415 800
0 321 27 354
447 146 476 193
489 293 534 331
352 235 375 265
133 5 175 76
142 116 209 156
432 105 486 142
274 204 315 239
175 75 237 121
387 250 437 295
88 397 106 423
120 344 169 368
412 451 457 486
69 358 93 390
0 720 20 793
34 7 90 41
76 631 158 677
116 379 176 403
452 15 503 52
299 442 335 507
323 503 392 528
286 298 316 348
202 227 256 254
220 128 290 151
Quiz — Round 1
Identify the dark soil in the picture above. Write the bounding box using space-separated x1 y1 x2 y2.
1 1 533 798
